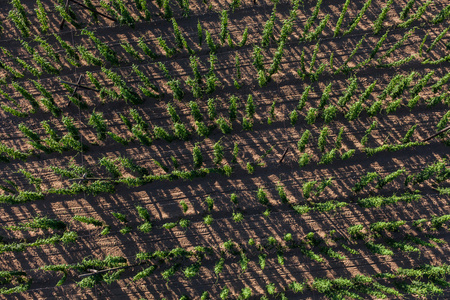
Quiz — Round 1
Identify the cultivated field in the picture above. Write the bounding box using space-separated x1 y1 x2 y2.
0 0 450 299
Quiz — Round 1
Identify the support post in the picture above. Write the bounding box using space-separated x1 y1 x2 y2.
278 147 289 164
422 125 450 142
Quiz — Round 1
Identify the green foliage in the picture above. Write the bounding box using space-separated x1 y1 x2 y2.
318 83 332 110
379 28 416 62
171 18 186 49
0 191 44 204
239 27 249 47
261 5 277 48
433 4 450 24
157 36 175 57
302 180 317 199
121 41 141 60
136 205 151 222
219 10 229 45
318 126 329 152
405 159 449 185
216 117 232 134
89 111 108 140
240 286 252 299
99 157 121 178
179 218 190 229
365 141 424 157
196 121 210 137
297 86 310 111
203 214 213 225
220 285 229 299
334 0 351 36
112 212 127 223
213 141 224 164
8 4 30 37
399 0 432 28
343 0 372 35
305 14 329 42
309 41 321 72
289 281 306 293
73 215 103 227
138 37 157 59
277 184 288 203
359 192 421 208
319 148 337 165
174 123 190 141
302 0 322 36
352 171 379 193
400 0 415 20
82 29 118 65
204 195 214 211
205 30 217 53
305 108 318 124
298 153 311 167
193 144 203 168
289 109 298 126
166 103 180 125
7 215 66 231
370 220 406 232
34 0 49 33
340 149 354 160
371 30 390 59
133 265 156 281
228 95 238 120
257 187 269 205
347 224 365 238
322 105 336 123
432 72 450 93
373 0 393 34
297 130 310 152
189 101 203 122
361 121 377 146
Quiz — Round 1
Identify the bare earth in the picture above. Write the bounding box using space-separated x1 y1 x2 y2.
0 0 450 299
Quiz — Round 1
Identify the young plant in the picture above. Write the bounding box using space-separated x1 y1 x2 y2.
88 111 108 140
213 140 224 164
193 143 203 168
334 0 351 37
373 0 393 34
318 126 329 152
257 187 269 205
219 10 229 45
343 0 372 35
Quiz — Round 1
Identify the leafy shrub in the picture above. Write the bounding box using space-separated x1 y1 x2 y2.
297 130 310 152
88 111 108 140
305 108 318 124
257 187 269 205
73 215 103 227
318 126 329 152
174 123 190 141
193 144 203 168
299 153 311 167
352 171 379 193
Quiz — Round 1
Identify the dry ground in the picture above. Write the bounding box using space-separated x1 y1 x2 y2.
0 0 450 299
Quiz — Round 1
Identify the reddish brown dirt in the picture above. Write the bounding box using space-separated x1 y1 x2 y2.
0 0 450 299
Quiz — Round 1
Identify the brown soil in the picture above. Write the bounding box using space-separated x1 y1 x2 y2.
0 0 450 299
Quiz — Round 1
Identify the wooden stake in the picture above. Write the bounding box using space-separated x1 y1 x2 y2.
59 0 70 30
422 125 450 142
60 80 99 92
69 0 117 22
67 74 83 107
278 147 289 164
59 0 116 30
